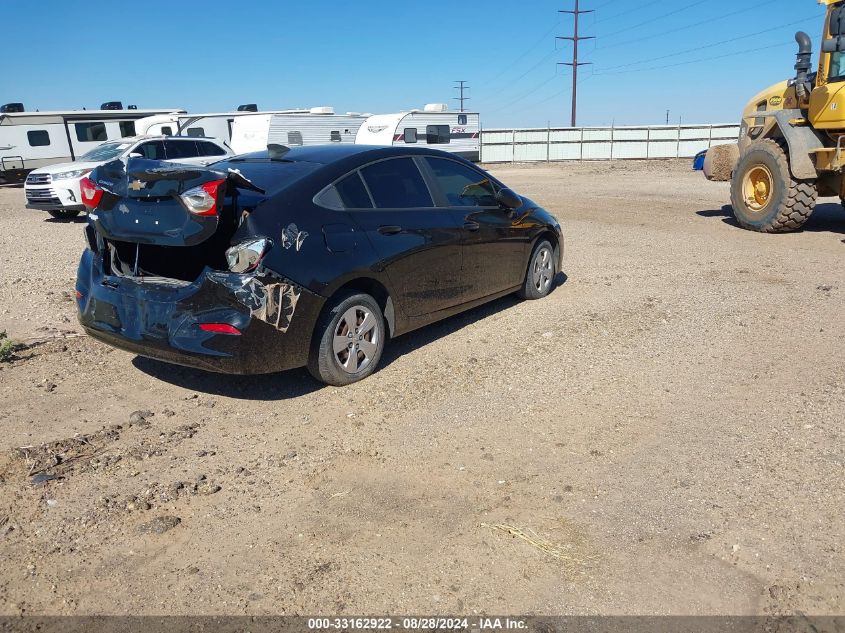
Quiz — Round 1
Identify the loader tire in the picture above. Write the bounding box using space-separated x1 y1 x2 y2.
729 139 816 233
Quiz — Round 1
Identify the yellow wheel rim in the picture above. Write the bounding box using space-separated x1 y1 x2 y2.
742 164 774 213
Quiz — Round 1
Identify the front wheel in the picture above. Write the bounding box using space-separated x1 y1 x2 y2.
518 239 556 300
307 292 386 386
729 139 816 232
48 209 81 220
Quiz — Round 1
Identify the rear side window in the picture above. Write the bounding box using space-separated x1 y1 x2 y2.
335 172 372 208
426 157 497 207
75 122 107 142
133 141 165 160
27 130 50 146
196 141 226 156
426 125 450 144
119 121 136 137
164 140 199 159
360 158 433 209
187 127 205 137
404 128 417 143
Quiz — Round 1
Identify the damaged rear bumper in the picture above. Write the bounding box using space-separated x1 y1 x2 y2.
76 249 325 374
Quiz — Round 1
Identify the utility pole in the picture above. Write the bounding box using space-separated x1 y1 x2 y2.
557 1 593 127
453 80 470 112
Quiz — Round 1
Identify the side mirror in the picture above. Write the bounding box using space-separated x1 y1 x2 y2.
128 152 143 158
496 188 522 210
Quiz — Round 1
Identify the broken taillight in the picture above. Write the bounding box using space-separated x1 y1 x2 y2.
181 179 225 216
80 176 103 209
198 323 242 336
225 238 271 273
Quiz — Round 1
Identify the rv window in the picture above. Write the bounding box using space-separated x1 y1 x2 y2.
161 126 173 136
426 157 497 207
27 130 50 147
404 128 417 144
187 127 205 137
288 131 304 146
119 121 136 137
361 158 433 209
426 125 450 145
75 122 107 143
330 131 342 142
196 141 227 157
458 115 467 125
134 141 165 160
334 172 373 208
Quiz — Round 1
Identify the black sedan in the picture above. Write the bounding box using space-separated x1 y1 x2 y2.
76 145 563 385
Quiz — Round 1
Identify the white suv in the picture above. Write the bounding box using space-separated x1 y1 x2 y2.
25 135 233 219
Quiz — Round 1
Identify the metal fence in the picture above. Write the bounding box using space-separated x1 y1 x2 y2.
479 124 740 163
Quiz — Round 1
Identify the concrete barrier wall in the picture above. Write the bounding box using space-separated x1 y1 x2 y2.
480 124 740 163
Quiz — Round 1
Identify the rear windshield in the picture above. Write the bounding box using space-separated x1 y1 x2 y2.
213 158 320 196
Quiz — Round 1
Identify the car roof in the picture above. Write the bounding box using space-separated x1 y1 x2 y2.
232 144 463 165
102 135 225 145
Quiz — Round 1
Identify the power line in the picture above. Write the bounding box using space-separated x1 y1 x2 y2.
592 0 661 25
453 81 470 112
474 21 561 88
596 0 777 51
611 0 708 34
558 0 594 127
602 14 818 72
592 41 792 76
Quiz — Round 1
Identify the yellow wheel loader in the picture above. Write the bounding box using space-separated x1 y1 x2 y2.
709 0 845 232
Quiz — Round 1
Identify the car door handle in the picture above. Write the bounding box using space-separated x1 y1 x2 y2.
378 225 403 235
464 221 480 231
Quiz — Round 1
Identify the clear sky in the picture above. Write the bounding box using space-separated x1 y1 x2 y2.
3 0 828 128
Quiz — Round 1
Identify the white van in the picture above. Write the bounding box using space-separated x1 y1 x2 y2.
24 135 231 219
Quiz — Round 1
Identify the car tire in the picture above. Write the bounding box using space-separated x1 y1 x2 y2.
48 209 81 220
308 291 386 386
518 239 556 300
729 139 816 232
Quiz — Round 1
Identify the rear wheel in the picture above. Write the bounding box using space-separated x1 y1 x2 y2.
729 139 816 232
47 209 81 220
518 239 555 300
307 292 386 386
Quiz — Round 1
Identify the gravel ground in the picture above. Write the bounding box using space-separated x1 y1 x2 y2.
0 160 842 616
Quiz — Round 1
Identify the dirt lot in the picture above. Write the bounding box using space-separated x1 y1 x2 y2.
0 160 842 616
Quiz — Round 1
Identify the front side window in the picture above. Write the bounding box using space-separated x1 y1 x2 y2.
133 141 165 160
75 122 107 143
360 158 433 209
119 121 136 137
426 157 497 207
187 127 205 137
288 131 303 146
27 130 50 147
426 125 450 144
164 140 199 159
404 128 417 143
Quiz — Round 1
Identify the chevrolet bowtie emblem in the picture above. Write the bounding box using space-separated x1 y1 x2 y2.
128 179 145 191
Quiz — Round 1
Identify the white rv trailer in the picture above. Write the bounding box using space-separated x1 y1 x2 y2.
355 104 480 161
134 109 309 147
0 106 184 184
236 107 370 154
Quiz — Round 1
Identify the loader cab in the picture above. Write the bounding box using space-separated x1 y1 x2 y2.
809 1 845 127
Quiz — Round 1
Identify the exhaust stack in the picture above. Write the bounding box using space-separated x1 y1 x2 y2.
794 31 813 100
